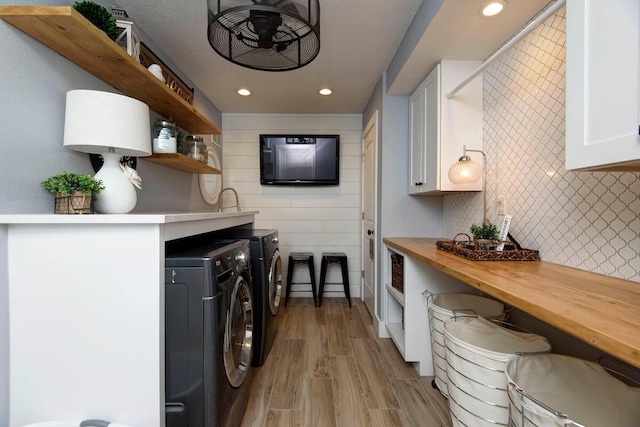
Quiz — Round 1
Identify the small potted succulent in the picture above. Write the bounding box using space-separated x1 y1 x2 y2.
40 171 105 214
470 222 499 250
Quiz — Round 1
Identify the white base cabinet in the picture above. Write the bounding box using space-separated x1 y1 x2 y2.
409 60 484 194
1 212 256 427
566 0 640 171
382 245 474 375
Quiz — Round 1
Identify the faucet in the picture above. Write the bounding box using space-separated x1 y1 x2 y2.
218 187 241 212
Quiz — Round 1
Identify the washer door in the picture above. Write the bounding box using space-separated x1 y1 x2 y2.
268 250 282 316
224 273 253 388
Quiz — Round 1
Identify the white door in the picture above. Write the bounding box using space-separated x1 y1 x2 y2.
362 112 378 317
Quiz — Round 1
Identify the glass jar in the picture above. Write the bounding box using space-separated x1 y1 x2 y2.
152 119 177 153
183 135 207 163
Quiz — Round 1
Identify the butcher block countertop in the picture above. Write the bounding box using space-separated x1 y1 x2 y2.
384 237 640 369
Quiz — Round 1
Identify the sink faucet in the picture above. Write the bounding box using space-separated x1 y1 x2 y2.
218 187 241 212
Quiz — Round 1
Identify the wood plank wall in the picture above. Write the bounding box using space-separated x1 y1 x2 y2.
222 114 363 298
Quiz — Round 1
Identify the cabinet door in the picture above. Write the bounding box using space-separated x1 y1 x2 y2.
409 65 440 194
566 0 640 171
409 84 426 194
422 65 440 192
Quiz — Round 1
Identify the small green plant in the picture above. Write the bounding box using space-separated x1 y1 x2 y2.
470 222 499 241
73 1 118 41
40 171 105 195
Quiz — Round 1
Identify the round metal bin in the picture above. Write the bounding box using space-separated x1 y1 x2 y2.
443 316 551 427
426 292 506 398
21 421 136 427
506 353 640 427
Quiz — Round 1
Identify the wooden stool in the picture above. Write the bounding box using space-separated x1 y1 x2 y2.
285 252 318 307
318 252 351 307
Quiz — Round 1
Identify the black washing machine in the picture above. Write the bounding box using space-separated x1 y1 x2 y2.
212 229 282 366
165 239 254 427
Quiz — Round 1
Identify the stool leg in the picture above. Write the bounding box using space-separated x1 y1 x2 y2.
341 259 351 307
308 256 318 307
318 258 327 307
285 258 294 307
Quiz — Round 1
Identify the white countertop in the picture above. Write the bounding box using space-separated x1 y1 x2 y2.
0 211 259 224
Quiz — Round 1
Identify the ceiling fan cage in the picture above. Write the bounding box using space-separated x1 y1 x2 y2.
207 0 320 71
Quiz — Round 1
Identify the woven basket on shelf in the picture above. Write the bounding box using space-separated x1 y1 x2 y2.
437 233 540 261
54 192 93 214
390 252 404 293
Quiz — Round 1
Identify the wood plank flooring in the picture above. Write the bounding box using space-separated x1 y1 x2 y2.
241 297 452 427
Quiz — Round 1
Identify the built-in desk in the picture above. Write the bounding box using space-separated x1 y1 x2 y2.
383 237 640 370
1 212 257 427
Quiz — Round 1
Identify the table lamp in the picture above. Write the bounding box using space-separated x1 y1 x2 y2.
63 90 151 214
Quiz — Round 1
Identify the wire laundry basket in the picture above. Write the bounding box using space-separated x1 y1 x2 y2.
506 353 640 427
424 291 507 398
443 316 551 427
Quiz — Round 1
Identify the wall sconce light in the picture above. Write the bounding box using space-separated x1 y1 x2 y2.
448 145 488 223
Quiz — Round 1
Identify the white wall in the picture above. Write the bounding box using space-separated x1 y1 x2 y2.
444 8 640 284
222 114 362 299
362 73 444 318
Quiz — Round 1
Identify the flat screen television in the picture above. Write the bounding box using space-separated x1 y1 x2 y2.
259 134 340 185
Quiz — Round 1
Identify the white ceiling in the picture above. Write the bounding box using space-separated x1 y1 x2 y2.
115 0 552 114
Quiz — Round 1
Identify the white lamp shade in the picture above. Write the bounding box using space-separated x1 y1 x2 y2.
448 158 482 184
63 90 151 157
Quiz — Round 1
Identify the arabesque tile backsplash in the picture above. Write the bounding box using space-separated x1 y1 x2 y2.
443 8 640 282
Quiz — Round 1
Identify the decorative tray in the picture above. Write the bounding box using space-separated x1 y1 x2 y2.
436 234 540 261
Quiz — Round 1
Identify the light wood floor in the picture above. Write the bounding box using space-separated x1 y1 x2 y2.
240 297 453 427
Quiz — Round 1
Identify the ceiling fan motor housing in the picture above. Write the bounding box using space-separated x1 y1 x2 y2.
250 9 282 48
208 0 321 71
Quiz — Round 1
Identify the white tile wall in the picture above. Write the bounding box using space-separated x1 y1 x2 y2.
222 113 363 298
443 8 640 282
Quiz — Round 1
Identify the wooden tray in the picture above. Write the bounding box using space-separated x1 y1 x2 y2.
436 236 540 261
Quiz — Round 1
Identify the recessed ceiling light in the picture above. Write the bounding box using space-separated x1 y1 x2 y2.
481 1 506 17
319 88 332 96
237 88 251 96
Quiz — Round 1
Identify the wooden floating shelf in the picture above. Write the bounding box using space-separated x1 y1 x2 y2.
0 6 221 135
142 153 222 174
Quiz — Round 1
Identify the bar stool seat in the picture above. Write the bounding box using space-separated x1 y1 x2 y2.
318 252 351 307
285 252 318 307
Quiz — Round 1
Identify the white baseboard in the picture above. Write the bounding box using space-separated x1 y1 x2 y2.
377 320 390 338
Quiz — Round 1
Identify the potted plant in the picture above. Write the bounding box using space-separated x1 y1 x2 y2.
40 171 105 214
73 0 118 41
470 222 499 249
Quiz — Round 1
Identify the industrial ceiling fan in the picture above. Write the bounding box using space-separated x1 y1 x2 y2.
207 0 320 71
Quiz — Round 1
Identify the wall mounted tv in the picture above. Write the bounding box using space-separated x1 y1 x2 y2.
260 134 340 185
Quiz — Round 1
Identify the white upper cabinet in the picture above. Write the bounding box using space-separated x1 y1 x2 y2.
409 61 483 195
566 0 640 171
409 66 437 193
